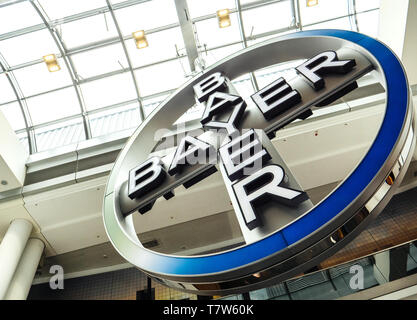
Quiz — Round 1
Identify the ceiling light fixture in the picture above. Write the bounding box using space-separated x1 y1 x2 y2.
306 0 319 7
132 30 148 49
43 54 60 72
217 9 231 28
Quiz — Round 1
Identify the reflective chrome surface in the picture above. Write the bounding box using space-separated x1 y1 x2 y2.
103 32 415 295
152 126 415 295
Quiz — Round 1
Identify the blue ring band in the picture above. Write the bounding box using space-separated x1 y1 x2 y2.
134 30 408 275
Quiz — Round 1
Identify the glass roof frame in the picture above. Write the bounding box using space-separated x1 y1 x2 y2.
32 0 92 142
0 51 36 152
105 0 145 122
0 0 380 154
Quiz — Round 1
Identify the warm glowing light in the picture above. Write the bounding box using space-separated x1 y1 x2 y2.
217 9 229 17
132 30 148 49
133 30 145 38
43 54 61 72
43 54 55 62
217 9 231 28
137 40 148 49
48 65 60 72
220 19 231 28
307 0 318 7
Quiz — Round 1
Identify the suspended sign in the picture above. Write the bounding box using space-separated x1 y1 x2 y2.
103 30 415 295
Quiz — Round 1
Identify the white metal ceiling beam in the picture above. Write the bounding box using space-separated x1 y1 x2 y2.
235 0 259 91
0 25 301 112
174 0 199 72
348 0 359 32
0 0 151 42
31 0 92 140
0 53 36 153
105 0 145 122
0 0 368 154
0 0 286 75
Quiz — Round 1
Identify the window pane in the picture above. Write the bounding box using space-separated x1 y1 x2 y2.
0 29 59 67
143 94 169 117
17 131 29 154
242 1 294 37
187 0 235 18
135 59 190 96
38 0 107 21
247 30 296 46
0 73 17 104
80 73 137 111
355 0 380 12
300 0 349 26
35 117 85 152
26 87 81 125
13 58 72 97
0 101 25 130
72 43 128 79
195 13 241 49
232 74 255 100
60 13 117 49
304 17 353 31
0 1 42 35
357 10 380 38
115 0 178 35
255 60 303 89
127 27 185 68
201 44 243 67
90 102 141 138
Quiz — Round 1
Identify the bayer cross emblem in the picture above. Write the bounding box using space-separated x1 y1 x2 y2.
103 30 415 295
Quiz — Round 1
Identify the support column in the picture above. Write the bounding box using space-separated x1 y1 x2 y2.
174 0 199 72
5 238 44 300
378 0 417 160
378 0 417 86
0 219 33 299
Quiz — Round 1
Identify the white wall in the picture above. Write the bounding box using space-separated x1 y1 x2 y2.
0 111 28 191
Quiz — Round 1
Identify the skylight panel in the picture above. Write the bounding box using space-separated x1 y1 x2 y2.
38 0 107 21
80 73 137 111
26 87 80 125
71 43 128 79
0 1 43 35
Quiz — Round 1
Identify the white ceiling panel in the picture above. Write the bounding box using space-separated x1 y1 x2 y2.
40 213 107 255
23 176 107 229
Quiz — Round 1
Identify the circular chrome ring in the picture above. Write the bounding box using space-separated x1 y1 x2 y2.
103 30 415 295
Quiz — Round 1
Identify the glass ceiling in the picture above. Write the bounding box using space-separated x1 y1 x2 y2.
0 0 381 154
